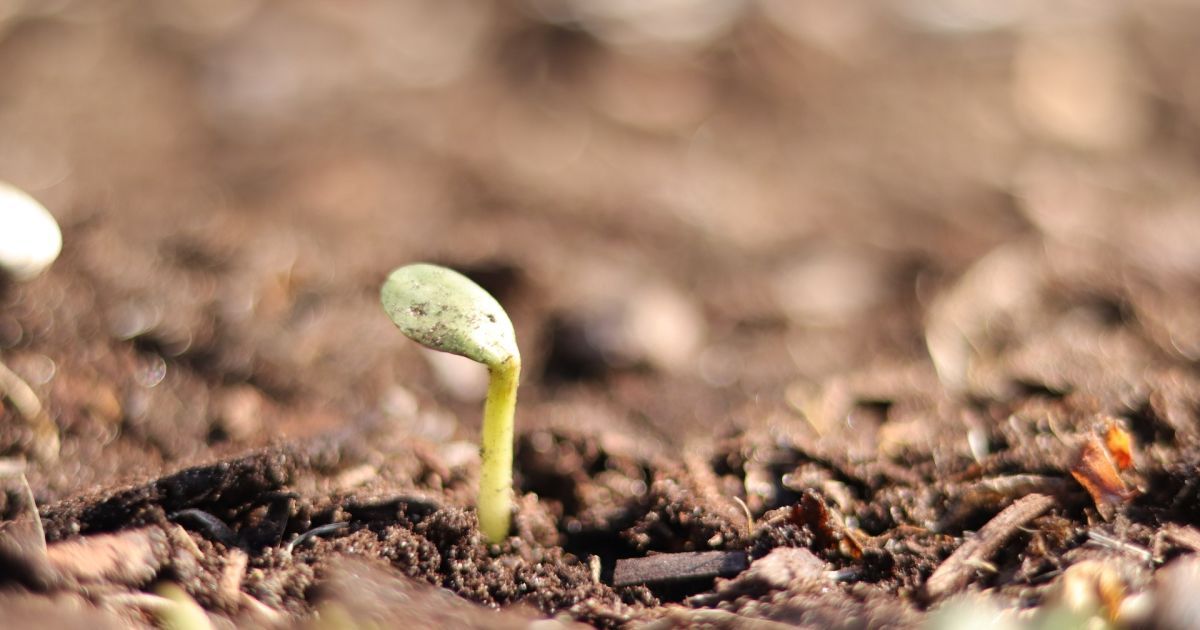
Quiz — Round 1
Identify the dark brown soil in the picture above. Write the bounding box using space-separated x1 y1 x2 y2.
3 2 1200 628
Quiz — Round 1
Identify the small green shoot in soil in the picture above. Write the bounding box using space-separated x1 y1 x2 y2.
380 263 520 544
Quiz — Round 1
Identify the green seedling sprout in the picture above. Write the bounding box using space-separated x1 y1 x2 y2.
381 263 520 543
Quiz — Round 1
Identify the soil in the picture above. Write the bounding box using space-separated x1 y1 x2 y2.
3 2 1200 628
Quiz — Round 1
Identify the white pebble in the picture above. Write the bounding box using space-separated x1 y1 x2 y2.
0 182 62 281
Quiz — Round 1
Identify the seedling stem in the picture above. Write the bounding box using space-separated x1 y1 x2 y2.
380 263 521 543
480 356 519 542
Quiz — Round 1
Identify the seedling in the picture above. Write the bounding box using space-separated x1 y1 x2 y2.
380 263 520 543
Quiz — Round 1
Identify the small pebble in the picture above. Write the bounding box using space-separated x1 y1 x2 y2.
772 250 883 326
0 182 62 281
212 385 265 442
625 283 705 373
1014 26 1148 152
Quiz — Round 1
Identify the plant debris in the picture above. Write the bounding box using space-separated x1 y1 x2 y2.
613 550 750 588
923 493 1057 602
1070 436 1133 520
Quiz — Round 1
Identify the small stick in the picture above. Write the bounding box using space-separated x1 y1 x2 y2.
169 509 239 548
1086 530 1153 564
286 522 350 553
923 493 1055 602
613 550 749 587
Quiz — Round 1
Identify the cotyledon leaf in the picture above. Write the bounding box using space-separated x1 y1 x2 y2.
380 263 519 368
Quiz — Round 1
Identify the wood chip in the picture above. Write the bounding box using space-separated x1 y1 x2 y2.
613 551 749 587
923 493 1055 602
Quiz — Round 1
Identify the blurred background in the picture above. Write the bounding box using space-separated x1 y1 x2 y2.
4 0 1200 492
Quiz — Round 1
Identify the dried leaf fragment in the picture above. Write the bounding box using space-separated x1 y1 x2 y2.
1070 436 1132 520
789 491 862 559
1103 419 1134 471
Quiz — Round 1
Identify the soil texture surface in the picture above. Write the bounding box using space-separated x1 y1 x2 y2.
3 2 1200 628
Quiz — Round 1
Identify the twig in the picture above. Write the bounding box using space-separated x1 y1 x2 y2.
286 522 350 553
169 509 239 548
613 551 749 587
1086 530 1153 564
923 493 1056 602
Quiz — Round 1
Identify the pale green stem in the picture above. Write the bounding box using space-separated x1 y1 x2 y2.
478 356 519 543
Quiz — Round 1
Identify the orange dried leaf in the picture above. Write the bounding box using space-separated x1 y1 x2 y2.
1070 437 1131 520
1104 420 1134 471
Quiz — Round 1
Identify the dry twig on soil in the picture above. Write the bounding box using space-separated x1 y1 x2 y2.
923 493 1056 601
